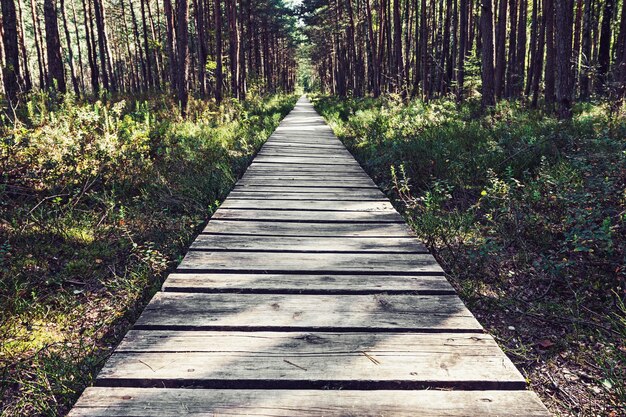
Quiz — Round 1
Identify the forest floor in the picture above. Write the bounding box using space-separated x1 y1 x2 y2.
0 92 298 416
312 94 626 417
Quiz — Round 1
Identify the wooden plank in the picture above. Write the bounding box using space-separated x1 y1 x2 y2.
220 200 394 211
190 235 427 253
211 209 403 223
228 192 386 201
96 332 523 389
162 273 454 294
253 156 362 165
133 293 480 331
236 180 378 188
177 251 442 274
239 172 374 181
202 220 414 236
245 164 367 174
69 388 550 417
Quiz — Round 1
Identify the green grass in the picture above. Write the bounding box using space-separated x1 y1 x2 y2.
0 92 297 415
312 93 626 415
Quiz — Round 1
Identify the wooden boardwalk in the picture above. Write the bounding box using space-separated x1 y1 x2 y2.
69 97 550 416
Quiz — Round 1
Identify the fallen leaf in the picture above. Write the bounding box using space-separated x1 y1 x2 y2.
537 339 555 349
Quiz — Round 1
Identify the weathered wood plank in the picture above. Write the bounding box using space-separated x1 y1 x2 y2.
211 209 403 223
177 251 442 274
96 331 522 389
237 179 377 188
240 174 375 183
133 293 475 331
220 199 394 211
228 192 387 201
202 220 414 236
253 156 362 165
162 273 454 294
190 235 427 253
69 388 550 417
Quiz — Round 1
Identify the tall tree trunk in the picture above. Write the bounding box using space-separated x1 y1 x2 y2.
481 0 496 106
30 0 46 88
214 0 223 103
494 0 507 98
140 0 153 88
555 0 574 118
227 0 239 98
506 0 517 97
176 0 189 112
59 0 79 95
82 0 99 92
579 0 592 98
392 0 404 93
44 0 67 93
195 0 208 96
514 0 526 95
16 0 31 91
70 0 85 93
365 0 380 96
92 0 110 90
572 0 583 94
1 0 21 108
597 0 614 93
457 0 467 100
544 0 555 104
163 0 175 89
531 0 545 106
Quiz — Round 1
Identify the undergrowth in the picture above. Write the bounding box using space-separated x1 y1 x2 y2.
0 92 297 415
312 94 626 416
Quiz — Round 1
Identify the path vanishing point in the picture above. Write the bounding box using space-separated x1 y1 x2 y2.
69 96 551 416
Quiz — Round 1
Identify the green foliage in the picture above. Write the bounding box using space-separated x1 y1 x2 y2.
0 92 297 415
312 93 626 412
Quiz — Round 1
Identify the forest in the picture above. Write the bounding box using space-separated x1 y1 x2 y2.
1 0 625 415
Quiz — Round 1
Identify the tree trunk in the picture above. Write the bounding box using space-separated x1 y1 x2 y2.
16 0 31 91
30 0 46 88
544 0 555 104
82 0 99 92
481 0 496 106
59 0 79 95
506 0 517 97
214 0 223 103
555 0 574 118
457 0 467 100
579 0 592 98
92 0 110 90
44 0 67 93
176 0 189 112
1 0 21 107
494 0 507 98
596 0 614 93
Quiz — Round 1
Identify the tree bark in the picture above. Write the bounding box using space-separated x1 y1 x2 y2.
59 0 79 95
555 0 574 118
214 0 223 103
44 0 67 93
494 0 507 98
1 0 21 107
176 0 189 112
544 0 555 104
481 0 496 106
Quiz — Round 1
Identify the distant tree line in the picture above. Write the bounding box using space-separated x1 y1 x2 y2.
301 0 626 118
0 0 298 113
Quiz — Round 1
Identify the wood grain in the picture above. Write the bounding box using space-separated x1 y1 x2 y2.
162 273 454 294
69 388 550 417
201 220 414 236
177 251 443 274
133 293 478 331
